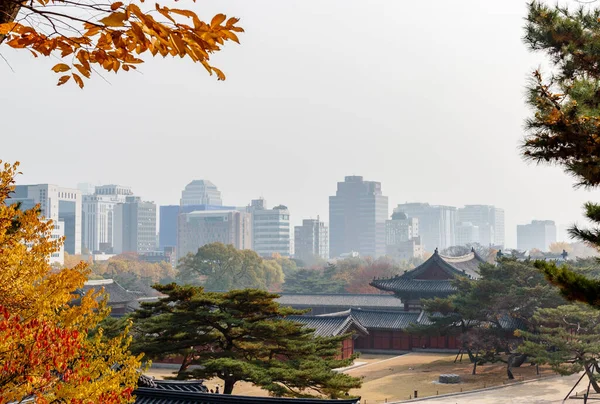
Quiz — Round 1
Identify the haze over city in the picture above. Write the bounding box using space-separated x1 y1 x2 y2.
8 0 600 402
3 0 599 248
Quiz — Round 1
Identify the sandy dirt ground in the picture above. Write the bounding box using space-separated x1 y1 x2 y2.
146 352 556 402
345 352 554 403
407 373 582 404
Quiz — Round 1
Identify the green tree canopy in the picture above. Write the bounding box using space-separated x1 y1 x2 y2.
523 2 600 305
520 304 600 393
413 258 563 376
130 284 361 397
282 264 345 294
177 243 284 291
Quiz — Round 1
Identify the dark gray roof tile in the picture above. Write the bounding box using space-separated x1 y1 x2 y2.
286 314 368 337
134 389 360 404
276 294 400 309
83 279 139 304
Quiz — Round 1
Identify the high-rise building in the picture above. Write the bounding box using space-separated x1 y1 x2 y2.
248 199 291 258
457 205 505 247
394 203 456 252
159 204 236 250
385 212 422 260
294 218 329 262
82 185 133 253
180 180 222 206
517 220 557 251
11 184 82 257
329 176 388 258
113 196 157 254
177 210 252 259
159 205 179 250
456 222 479 246
385 212 419 245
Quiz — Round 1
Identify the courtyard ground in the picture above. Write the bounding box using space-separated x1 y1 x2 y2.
145 352 557 402
403 373 582 404
345 352 554 403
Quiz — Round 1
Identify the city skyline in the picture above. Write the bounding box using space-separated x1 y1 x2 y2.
4 1 599 250
9 176 572 252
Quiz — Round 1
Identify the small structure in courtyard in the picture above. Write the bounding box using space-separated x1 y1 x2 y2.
438 374 460 384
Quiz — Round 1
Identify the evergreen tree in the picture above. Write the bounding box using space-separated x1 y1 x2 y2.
519 304 600 392
523 2 600 305
412 259 563 377
131 284 361 397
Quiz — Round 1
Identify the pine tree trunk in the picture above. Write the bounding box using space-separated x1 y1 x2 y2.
507 353 527 380
585 363 600 394
177 353 191 377
223 377 236 395
0 0 24 44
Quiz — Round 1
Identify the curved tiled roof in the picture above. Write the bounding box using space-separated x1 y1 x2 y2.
137 376 208 393
134 374 361 403
369 249 485 295
322 308 422 331
368 279 456 294
286 314 368 337
133 389 361 404
440 252 484 279
82 279 140 304
276 294 400 310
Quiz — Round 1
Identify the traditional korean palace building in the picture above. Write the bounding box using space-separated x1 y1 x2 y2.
284 248 498 353
369 248 485 311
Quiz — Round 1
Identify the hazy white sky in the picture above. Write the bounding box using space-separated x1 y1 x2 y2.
2 0 598 248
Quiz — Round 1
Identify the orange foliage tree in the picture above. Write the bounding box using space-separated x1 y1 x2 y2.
344 258 406 294
0 0 243 87
0 160 141 403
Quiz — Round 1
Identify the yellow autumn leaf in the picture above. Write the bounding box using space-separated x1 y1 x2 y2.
72 73 84 89
212 66 225 81
223 30 240 44
99 12 127 27
0 22 17 35
110 1 124 10
210 14 226 28
57 75 71 86
170 8 196 19
51 63 70 73
73 64 91 78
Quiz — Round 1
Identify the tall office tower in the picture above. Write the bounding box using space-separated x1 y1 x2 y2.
385 212 422 260
394 203 457 252
180 180 222 206
177 210 252 259
294 218 329 262
457 205 505 248
159 203 236 250
249 200 291 258
455 222 480 246
81 185 133 253
11 184 82 257
113 196 157 254
386 212 419 245
329 176 389 258
517 220 557 251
